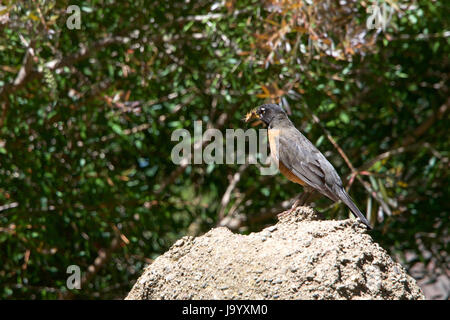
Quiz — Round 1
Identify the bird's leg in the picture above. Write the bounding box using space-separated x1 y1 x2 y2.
278 187 313 219
291 191 312 210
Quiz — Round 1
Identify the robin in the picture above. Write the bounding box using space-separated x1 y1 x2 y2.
245 103 372 229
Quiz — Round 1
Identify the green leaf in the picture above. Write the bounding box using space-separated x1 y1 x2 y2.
339 112 350 124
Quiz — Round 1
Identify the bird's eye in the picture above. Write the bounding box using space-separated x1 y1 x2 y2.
261 108 265 113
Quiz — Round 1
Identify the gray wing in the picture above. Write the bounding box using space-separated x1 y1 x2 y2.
274 127 343 201
271 126 372 228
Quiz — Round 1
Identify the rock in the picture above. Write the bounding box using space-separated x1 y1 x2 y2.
125 206 424 300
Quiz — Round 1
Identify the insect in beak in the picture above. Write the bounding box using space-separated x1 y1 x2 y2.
244 108 263 126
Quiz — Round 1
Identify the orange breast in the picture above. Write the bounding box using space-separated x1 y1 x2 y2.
268 128 307 186
279 161 307 186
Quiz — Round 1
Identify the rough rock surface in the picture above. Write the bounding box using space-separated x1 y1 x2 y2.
126 207 424 300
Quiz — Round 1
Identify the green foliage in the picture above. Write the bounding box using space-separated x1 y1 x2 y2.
0 0 448 299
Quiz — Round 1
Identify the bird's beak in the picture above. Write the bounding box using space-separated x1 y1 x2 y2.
244 108 263 126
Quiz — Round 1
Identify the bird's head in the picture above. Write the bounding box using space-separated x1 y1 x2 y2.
245 104 287 126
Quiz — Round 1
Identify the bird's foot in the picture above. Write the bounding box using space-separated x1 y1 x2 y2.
277 199 302 219
277 210 291 220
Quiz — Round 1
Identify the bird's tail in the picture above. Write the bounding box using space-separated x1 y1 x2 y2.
337 189 372 229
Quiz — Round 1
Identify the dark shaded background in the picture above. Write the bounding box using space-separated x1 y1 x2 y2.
0 0 448 299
